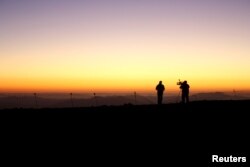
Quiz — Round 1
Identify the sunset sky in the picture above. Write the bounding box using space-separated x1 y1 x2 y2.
1 0 250 93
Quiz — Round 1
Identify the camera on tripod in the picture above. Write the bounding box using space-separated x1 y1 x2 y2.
176 79 183 85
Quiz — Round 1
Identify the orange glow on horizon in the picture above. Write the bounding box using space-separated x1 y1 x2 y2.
1 76 250 94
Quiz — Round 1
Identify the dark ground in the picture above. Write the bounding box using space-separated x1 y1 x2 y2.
1 100 249 166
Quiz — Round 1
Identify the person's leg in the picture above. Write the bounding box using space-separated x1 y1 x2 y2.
182 94 185 103
157 95 160 105
186 94 189 103
158 95 162 105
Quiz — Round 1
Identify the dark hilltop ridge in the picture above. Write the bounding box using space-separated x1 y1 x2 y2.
1 100 249 131
1 100 249 166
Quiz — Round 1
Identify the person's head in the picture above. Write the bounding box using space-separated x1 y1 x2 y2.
183 80 187 84
159 81 162 84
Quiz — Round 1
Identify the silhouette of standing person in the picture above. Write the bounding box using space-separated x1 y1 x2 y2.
180 80 190 104
156 81 165 105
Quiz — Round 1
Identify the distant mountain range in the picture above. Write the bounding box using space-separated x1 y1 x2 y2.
190 92 248 101
0 92 249 109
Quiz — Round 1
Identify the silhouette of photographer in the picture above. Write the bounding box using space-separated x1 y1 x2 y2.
156 81 165 105
179 80 190 104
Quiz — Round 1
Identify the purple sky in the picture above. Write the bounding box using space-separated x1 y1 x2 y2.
1 0 250 92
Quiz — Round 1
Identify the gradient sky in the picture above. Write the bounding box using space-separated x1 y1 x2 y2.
1 0 250 93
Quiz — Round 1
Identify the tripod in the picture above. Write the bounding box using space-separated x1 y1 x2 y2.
176 90 181 103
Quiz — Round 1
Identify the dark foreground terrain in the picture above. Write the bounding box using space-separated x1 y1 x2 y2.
1 100 249 166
